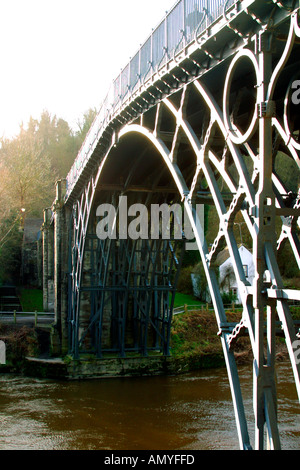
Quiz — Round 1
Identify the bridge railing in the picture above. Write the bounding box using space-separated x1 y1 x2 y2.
173 303 243 315
113 0 235 106
65 0 236 199
173 302 300 315
0 311 55 327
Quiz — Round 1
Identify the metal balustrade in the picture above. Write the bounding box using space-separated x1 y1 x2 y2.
65 0 236 199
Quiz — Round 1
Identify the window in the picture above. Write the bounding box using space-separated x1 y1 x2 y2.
243 265 248 277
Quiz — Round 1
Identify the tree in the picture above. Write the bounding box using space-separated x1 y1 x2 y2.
0 127 55 216
0 107 98 285
0 122 55 284
75 108 97 143
0 211 23 285
34 110 78 179
26 108 98 179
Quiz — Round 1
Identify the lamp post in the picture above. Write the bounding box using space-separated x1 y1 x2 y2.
234 222 246 246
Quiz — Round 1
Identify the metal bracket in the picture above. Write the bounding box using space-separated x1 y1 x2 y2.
258 100 276 118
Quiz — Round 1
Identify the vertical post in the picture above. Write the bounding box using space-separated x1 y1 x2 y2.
42 208 51 312
54 180 63 323
252 31 280 450
36 232 43 289
48 223 54 312
61 206 71 356
52 179 66 355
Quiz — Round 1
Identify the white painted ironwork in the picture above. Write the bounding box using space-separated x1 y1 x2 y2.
46 0 300 451
65 0 236 200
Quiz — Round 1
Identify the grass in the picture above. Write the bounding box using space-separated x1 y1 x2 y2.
171 292 202 309
19 288 44 312
169 309 226 368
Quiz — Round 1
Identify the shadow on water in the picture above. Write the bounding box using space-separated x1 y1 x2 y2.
0 362 298 450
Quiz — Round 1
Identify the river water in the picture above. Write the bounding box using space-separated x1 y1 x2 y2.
0 362 298 450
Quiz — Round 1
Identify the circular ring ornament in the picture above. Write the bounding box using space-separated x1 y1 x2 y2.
284 73 300 150
293 10 300 38
223 49 260 145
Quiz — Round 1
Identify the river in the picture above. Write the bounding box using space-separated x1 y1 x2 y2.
0 362 298 450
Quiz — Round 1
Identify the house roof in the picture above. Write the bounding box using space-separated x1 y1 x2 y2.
215 244 252 266
215 246 231 266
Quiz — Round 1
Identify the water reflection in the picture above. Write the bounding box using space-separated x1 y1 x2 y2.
0 362 298 450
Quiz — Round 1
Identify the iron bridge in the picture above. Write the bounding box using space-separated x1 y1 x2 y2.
42 0 300 450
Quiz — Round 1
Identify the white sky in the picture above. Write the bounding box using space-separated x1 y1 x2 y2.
0 0 176 139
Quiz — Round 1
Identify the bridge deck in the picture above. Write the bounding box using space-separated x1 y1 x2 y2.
65 0 272 203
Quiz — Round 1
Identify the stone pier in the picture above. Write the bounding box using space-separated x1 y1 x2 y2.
42 179 69 356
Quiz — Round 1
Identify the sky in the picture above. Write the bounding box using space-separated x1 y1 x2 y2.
0 0 176 139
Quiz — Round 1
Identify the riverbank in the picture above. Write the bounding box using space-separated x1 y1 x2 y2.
171 309 294 365
0 310 293 379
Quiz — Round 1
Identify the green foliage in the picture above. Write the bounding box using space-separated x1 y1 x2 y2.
22 109 95 180
0 211 23 285
75 108 97 144
1 125 55 216
172 292 202 308
221 291 238 305
0 107 96 285
20 288 43 312
204 204 209 235
275 151 299 194
278 242 299 279
33 111 78 179
0 324 39 368
177 265 194 294
170 311 222 360
181 249 200 268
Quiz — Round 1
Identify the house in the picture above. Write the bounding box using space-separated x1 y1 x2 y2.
216 245 255 304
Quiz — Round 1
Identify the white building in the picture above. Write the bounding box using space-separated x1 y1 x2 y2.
217 245 255 304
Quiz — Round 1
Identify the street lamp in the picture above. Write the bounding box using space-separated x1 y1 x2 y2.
234 222 246 245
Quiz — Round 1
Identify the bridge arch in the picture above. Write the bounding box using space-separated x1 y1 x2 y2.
43 1 300 450
69 123 196 359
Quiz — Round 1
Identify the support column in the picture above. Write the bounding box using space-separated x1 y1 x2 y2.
42 209 50 312
253 31 280 450
42 207 55 312
37 231 43 289
52 179 66 355
48 223 55 312
60 205 71 356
